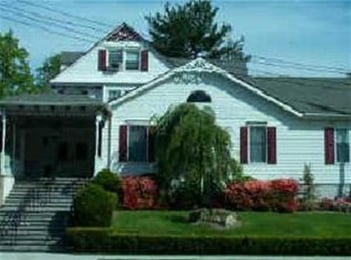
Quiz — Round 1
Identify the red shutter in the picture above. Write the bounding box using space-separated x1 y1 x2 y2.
148 126 156 162
325 128 335 164
141 49 149 71
267 127 277 164
119 125 128 162
240 127 248 164
98 49 107 71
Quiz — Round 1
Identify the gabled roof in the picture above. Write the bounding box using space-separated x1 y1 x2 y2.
60 51 85 67
250 77 351 116
109 58 351 119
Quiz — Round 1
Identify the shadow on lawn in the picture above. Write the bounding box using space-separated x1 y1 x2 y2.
164 214 188 224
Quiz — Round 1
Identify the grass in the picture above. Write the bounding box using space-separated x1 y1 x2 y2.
111 210 351 237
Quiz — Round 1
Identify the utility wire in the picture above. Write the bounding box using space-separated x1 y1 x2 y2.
0 15 95 43
0 2 110 34
0 5 101 40
16 0 113 28
252 55 349 73
13 0 351 74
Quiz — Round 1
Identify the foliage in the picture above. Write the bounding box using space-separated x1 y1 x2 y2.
72 183 117 227
92 169 122 196
0 30 37 98
319 197 351 213
154 103 242 208
299 164 317 210
122 176 159 209
225 179 299 212
36 53 61 90
67 227 351 255
145 0 250 62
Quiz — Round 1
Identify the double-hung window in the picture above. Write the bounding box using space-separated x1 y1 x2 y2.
108 49 123 70
325 128 350 164
125 50 140 70
98 49 148 72
249 126 267 163
336 129 350 163
240 124 277 164
119 125 156 163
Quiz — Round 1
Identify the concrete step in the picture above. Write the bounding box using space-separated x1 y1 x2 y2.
0 244 67 252
0 206 72 212
5 197 73 205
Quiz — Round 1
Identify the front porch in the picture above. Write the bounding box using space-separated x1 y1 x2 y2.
0 94 109 205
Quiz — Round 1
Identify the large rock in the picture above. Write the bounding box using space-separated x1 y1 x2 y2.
188 208 241 229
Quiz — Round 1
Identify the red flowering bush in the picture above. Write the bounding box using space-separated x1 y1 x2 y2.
122 176 159 209
225 178 299 213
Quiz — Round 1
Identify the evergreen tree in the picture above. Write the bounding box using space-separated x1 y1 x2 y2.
146 0 250 62
0 30 36 98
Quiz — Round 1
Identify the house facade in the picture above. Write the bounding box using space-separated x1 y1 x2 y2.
0 23 350 204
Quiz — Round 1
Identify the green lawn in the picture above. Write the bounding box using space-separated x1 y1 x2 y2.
111 210 351 237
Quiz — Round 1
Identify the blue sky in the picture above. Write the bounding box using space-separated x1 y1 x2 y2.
0 0 350 77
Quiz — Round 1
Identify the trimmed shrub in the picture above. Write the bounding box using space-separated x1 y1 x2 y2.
122 176 159 209
73 183 117 226
67 228 351 255
225 178 299 212
92 169 122 194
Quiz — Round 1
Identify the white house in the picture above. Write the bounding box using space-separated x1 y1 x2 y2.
0 23 350 203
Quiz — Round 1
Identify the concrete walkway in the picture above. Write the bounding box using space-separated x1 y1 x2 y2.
0 253 350 260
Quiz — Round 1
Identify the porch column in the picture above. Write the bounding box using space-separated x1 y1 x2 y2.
94 114 103 175
1 112 6 175
12 122 16 166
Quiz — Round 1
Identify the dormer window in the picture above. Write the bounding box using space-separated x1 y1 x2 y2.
98 48 148 72
109 49 123 70
126 50 140 70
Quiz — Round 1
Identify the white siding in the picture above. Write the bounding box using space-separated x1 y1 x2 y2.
106 72 351 197
51 41 170 85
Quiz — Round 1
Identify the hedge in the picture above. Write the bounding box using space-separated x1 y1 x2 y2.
66 228 351 255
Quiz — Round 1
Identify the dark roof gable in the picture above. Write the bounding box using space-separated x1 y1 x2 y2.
106 22 144 42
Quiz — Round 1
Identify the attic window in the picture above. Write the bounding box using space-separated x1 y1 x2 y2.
186 90 212 103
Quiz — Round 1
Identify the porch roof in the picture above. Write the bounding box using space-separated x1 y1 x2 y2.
0 93 104 107
0 93 109 117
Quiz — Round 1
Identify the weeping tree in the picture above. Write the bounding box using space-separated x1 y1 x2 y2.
154 103 242 207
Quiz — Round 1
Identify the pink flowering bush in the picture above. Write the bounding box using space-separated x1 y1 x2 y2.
122 176 159 209
225 178 299 213
319 197 351 213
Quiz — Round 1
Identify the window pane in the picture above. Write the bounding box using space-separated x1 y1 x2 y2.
337 129 350 162
126 50 140 70
250 127 266 162
109 50 123 69
128 126 147 162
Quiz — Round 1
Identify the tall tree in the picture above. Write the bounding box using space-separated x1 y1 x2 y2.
0 30 35 98
36 53 61 90
146 0 250 62
154 103 243 207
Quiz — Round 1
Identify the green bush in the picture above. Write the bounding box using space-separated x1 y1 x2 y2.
67 228 351 255
92 169 122 194
72 183 117 227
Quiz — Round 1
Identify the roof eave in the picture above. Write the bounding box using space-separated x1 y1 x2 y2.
303 113 351 120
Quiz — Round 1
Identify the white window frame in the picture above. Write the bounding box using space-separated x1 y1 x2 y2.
335 128 350 163
107 49 123 70
126 124 150 163
247 122 268 164
106 48 141 71
125 49 141 71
